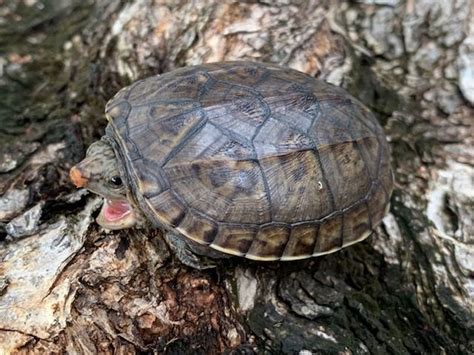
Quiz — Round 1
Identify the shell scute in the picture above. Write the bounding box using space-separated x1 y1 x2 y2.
342 201 372 245
259 150 334 222
246 224 290 260
164 158 271 224
177 210 218 245
282 223 318 259
314 215 343 254
201 82 271 139
317 142 372 210
145 190 186 227
211 224 257 256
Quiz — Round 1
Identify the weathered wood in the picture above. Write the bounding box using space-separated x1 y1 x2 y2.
0 0 472 353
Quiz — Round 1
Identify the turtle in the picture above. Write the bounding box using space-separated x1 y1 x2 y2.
70 61 393 268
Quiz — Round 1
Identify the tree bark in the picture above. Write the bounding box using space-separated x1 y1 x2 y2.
0 0 472 353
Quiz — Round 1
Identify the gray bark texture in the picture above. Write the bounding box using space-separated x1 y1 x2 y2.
0 0 473 354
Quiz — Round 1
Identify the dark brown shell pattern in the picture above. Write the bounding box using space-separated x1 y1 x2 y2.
104 62 393 260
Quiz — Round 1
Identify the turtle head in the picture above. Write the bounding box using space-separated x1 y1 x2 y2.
70 140 138 230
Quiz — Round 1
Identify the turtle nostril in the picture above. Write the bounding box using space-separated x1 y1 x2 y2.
70 166 89 188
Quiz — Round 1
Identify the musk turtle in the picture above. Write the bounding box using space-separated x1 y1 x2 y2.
70 61 393 266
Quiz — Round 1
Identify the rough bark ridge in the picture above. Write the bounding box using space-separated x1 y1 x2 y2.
0 0 472 353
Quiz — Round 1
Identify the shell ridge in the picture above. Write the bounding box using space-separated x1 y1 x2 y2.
339 213 345 248
352 139 376 182
197 75 217 100
141 157 171 192
206 79 272 142
311 223 322 255
243 231 261 259
280 225 296 259
167 189 189 227
365 200 374 230
214 78 272 118
252 111 339 225
254 159 274 222
310 145 337 211
277 225 292 260
160 116 208 168
206 120 253 150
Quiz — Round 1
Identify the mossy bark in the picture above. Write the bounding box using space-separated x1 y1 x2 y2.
0 1 472 354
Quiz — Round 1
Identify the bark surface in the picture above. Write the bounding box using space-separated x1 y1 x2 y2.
0 0 472 354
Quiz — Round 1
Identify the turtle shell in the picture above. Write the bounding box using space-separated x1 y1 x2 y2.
104 61 393 260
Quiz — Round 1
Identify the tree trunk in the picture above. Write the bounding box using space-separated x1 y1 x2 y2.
0 0 472 353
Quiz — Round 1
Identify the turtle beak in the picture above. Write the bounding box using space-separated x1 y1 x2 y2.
69 165 89 188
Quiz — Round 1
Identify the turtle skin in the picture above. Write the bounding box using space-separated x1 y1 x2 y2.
103 61 393 261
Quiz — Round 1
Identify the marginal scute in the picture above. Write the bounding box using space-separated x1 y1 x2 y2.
147 190 186 227
246 224 290 260
282 223 318 259
105 100 131 127
367 182 389 228
132 160 166 198
211 224 257 256
104 61 393 260
314 215 343 254
342 202 372 245
177 210 218 245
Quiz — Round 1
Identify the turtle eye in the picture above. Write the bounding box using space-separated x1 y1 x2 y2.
109 176 123 188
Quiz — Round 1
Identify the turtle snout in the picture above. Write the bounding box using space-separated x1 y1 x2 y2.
69 165 89 188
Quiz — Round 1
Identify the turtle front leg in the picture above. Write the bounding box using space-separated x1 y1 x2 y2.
164 232 218 270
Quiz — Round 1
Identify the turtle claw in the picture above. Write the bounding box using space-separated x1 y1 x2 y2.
165 233 217 270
